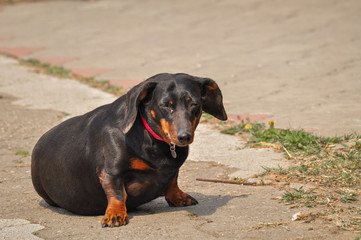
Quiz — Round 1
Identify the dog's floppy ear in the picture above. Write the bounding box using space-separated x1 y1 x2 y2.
197 77 227 121
120 80 157 134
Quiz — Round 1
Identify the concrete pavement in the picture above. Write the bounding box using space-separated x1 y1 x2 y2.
0 54 295 239
0 0 360 136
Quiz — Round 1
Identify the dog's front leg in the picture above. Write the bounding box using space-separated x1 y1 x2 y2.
98 169 128 227
165 171 198 207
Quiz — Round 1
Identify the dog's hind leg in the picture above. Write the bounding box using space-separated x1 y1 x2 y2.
31 174 59 207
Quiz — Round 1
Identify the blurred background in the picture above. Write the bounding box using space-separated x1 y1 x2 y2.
0 0 360 136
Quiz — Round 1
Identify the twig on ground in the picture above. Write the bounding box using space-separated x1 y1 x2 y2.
196 178 257 185
282 145 293 159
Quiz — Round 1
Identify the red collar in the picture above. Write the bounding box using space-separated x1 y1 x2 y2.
140 113 165 142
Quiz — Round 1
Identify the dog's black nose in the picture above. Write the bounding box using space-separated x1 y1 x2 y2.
177 131 192 144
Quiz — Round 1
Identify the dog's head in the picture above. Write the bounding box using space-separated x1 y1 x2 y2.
120 73 227 146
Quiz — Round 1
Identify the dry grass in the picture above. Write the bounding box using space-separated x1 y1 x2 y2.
222 121 361 232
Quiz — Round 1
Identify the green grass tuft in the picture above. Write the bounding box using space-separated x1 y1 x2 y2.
19 58 125 96
15 149 30 157
21 58 73 78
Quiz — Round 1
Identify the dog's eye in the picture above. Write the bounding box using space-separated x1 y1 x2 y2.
166 101 174 108
160 101 174 113
190 102 199 108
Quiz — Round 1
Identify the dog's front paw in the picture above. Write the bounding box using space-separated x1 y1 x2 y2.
101 208 129 228
165 191 198 207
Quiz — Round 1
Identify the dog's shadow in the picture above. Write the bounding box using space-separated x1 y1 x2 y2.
39 192 247 220
39 200 77 216
135 192 248 217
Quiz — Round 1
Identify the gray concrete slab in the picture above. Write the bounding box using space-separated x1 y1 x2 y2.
0 219 44 240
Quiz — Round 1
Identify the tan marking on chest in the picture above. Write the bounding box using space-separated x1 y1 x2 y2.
130 158 152 171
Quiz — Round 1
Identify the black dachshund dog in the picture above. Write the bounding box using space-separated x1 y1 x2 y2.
31 73 227 227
